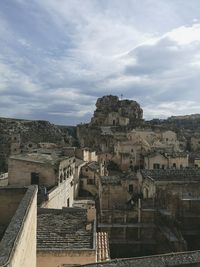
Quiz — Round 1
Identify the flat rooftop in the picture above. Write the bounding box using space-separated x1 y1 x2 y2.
101 172 137 185
10 152 72 165
37 208 95 251
141 168 200 182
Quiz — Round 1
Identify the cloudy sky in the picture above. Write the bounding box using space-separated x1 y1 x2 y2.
0 0 200 125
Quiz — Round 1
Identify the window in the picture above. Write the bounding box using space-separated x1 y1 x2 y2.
153 163 160 169
173 163 176 169
67 198 70 207
129 184 133 192
31 172 39 185
162 165 165 169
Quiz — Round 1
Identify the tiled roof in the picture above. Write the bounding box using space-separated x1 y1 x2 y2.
97 232 110 262
141 168 200 182
101 176 121 185
37 208 95 250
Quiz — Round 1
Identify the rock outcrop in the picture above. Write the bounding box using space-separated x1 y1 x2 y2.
91 95 143 126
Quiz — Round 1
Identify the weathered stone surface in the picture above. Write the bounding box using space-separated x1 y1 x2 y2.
91 95 143 126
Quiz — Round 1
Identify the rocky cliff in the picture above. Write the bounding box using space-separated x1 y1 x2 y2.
0 117 76 172
91 95 143 126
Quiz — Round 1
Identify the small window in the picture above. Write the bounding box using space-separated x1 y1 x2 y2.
86 168 88 172
153 163 160 169
173 163 176 169
31 172 39 185
67 198 70 207
129 184 133 192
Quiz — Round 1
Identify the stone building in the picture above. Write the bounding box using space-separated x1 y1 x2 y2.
79 161 102 197
144 152 189 170
141 168 200 252
98 173 156 258
37 208 98 267
8 152 75 208
0 186 37 267
90 95 143 127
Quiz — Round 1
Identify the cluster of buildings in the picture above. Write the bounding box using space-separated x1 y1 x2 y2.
1 95 200 267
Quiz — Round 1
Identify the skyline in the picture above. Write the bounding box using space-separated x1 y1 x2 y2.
1 0 200 125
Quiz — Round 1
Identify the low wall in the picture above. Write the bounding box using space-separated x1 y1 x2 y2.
0 186 37 267
37 250 96 267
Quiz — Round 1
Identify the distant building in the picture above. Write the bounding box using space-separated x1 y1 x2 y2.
8 152 75 208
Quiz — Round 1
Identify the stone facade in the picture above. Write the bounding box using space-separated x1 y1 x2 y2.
8 153 75 209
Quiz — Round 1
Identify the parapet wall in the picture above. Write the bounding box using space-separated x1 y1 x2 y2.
83 249 200 267
0 186 37 267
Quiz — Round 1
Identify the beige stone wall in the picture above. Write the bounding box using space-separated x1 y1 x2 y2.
161 130 177 143
9 189 37 267
142 178 156 198
100 185 130 210
194 159 200 167
75 148 97 162
168 156 188 168
41 178 74 209
191 137 200 151
0 173 8 186
144 154 188 170
128 130 157 144
8 158 56 187
37 250 96 267
144 154 168 170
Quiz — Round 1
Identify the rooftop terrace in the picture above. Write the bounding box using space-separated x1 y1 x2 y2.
10 152 71 166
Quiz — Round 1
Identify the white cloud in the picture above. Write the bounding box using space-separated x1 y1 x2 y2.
1 0 200 124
